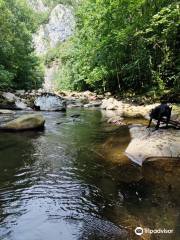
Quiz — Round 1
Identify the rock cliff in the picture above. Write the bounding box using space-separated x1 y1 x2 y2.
30 2 75 55
27 0 49 13
27 0 75 91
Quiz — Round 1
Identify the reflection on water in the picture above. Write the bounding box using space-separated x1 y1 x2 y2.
0 109 179 240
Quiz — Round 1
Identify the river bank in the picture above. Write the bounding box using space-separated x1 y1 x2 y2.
0 90 180 166
1 89 180 115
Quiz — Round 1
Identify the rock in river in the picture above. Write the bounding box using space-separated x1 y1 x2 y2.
1 92 29 110
0 109 14 114
125 126 180 166
0 113 45 131
34 94 66 111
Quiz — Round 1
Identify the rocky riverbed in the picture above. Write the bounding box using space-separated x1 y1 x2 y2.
0 90 180 166
0 90 180 240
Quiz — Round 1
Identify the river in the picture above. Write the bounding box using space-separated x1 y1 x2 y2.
0 109 179 240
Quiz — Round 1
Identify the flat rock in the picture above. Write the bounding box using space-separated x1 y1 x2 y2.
0 113 45 131
125 126 180 166
122 103 158 118
0 109 14 114
84 101 102 108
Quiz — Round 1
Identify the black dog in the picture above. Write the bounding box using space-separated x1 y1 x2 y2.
147 103 172 129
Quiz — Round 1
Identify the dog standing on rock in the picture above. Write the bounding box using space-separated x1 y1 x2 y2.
147 102 172 129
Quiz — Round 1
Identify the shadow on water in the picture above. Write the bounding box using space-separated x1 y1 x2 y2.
0 109 179 240
0 130 43 238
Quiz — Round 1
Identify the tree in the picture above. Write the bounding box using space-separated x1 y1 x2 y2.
56 0 179 95
0 0 43 90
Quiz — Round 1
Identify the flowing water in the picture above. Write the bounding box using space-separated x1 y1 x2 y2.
0 109 179 240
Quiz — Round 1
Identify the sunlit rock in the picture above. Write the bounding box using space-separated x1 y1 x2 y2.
27 0 49 13
0 109 14 114
1 92 29 110
2 92 17 102
34 94 66 111
33 4 75 55
101 98 123 110
122 103 159 119
0 113 45 131
125 126 180 166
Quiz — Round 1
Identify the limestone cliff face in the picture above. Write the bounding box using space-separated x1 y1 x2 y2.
33 4 75 55
27 0 49 13
27 0 75 91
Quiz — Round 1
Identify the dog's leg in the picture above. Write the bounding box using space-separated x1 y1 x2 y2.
166 107 172 128
166 115 170 128
155 118 161 130
147 118 152 128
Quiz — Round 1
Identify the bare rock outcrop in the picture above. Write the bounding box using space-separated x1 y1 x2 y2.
125 126 180 166
33 4 75 55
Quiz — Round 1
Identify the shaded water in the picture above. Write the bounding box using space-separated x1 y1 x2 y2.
0 109 179 240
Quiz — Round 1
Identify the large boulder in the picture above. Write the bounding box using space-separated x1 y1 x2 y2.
0 113 45 131
2 92 17 102
101 98 122 110
122 103 159 118
125 126 180 166
34 94 66 111
0 92 29 110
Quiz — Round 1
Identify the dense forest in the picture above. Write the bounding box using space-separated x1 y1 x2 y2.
0 0 43 90
55 0 179 96
0 0 179 96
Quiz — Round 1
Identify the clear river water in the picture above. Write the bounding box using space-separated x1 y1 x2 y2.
0 109 179 240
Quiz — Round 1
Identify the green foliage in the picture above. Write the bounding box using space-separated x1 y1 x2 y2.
0 0 43 90
55 0 179 94
140 3 180 91
52 40 77 90
0 65 13 88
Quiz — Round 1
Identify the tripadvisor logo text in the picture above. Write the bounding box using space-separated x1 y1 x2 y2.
135 227 174 236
